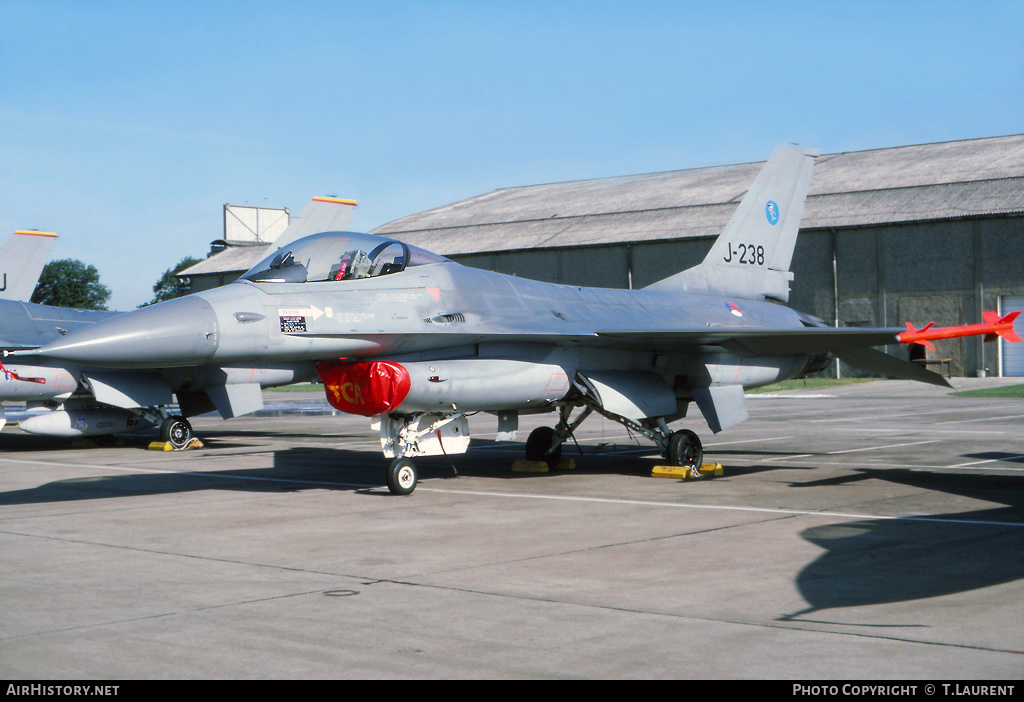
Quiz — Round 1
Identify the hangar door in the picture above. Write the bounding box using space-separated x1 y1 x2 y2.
1002 295 1024 376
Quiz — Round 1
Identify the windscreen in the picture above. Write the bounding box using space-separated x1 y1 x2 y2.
241 232 443 284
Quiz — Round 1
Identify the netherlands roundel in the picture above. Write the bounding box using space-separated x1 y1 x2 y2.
765 200 780 226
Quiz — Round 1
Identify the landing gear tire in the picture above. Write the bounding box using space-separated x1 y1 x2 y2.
387 458 418 495
667 429 703 469
526 426 562 468
160 416 193 450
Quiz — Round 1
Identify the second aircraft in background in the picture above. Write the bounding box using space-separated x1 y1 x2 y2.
0 198 356 441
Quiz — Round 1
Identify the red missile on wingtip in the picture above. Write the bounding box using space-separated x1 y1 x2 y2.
897 311 1023 350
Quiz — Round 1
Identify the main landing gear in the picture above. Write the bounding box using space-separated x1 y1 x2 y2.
525 404 705 473
667 429 703 470
159 415 194 450
525 426 562 468
375 406 707 495
527 422 703 470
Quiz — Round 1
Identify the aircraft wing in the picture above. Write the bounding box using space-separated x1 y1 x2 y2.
594 326 902 354
593 326 950 387
292 325 947 387
0 299 117 352
276 326 901 356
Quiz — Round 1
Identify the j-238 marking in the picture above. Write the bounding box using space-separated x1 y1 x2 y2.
722 243 765 265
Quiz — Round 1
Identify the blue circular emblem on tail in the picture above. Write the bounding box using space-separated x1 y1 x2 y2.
766 200 780 226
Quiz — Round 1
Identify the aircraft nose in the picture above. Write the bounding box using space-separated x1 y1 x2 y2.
29 295 220 368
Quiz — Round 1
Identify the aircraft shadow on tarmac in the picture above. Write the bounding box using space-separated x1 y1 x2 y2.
5 433 1023 617
704 448 822 475
782 468 1024 622
0 445 405 505
0 434 661 507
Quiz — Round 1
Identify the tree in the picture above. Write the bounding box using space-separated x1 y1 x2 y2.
141 256 202 307
31 259 111 310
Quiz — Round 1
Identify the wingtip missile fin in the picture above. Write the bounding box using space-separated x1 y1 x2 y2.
998 311 1022 343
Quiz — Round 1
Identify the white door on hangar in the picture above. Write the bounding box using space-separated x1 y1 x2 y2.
1001 295 1024 376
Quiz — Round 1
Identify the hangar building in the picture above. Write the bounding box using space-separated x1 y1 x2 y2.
371 134 1024 378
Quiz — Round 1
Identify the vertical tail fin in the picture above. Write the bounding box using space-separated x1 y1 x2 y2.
0 230 58 301
646 143 818 302
272 196 358 250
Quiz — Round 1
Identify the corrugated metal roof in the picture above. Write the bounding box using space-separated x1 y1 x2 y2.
806 177 1024 229
179 244 269 277
372 135 1024 254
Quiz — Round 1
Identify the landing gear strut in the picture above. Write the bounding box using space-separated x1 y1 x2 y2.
377 412 471 495
539 396 709 477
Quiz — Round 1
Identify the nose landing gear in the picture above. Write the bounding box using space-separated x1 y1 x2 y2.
386 457 418 495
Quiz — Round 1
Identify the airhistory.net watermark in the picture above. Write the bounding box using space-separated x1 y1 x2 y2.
6 686 119 697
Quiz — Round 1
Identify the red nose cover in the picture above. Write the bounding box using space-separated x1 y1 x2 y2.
316 361 411 416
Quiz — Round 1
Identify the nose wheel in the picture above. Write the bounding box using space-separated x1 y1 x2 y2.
386 457 419 495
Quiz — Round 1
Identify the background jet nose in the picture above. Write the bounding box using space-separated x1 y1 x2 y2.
31 295 220 368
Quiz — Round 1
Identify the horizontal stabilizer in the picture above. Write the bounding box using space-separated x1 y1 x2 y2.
86 372 174 409
205 383 265 419
692 385 749 434
835 347 951 388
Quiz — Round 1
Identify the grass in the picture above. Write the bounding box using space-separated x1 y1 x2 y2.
951 384 1024 397
746 377 877 394
751 378 1024 397
267 383 324 393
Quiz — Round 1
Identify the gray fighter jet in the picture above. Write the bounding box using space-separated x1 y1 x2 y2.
0 197 356 441
16 145 1009 494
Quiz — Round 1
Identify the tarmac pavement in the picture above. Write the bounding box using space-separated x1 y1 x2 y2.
1 379 1022 679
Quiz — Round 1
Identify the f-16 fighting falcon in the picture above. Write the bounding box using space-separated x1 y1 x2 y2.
12 145 1020 494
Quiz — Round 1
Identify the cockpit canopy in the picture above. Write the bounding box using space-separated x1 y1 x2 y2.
241 231 448 284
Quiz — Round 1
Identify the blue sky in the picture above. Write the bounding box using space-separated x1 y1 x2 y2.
2 1 1022 309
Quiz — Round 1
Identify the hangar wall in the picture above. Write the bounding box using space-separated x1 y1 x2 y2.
449 214 1024 378
374 136 1024 378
